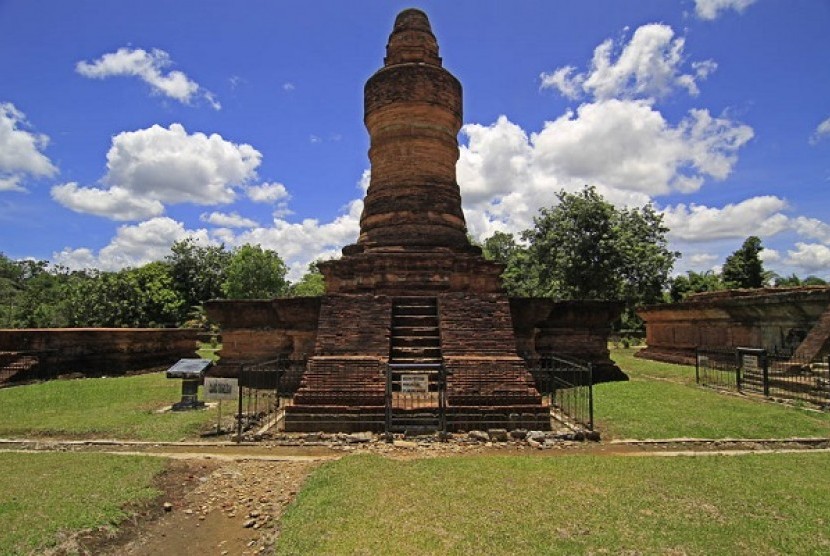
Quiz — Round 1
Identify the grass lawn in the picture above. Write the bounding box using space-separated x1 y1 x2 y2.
599 347 830 439
0 452 165 555
276 453 830 555
0 372 215 441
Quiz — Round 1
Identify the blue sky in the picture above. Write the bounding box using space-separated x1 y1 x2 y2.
1 0 829 281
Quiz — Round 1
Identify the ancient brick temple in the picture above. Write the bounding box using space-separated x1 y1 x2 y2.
205 9 622 432
637 287 830 365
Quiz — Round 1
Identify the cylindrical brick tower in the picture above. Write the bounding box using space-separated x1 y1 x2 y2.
321 8 504 293
355 8 470 252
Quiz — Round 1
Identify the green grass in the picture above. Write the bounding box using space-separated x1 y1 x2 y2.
0 452 165 555
0 372 215 441
276 453 830 555
600 347 830 439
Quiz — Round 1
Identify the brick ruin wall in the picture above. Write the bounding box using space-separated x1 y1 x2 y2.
637 287 830 364
0 328 201 384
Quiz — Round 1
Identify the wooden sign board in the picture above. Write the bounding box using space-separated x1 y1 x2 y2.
204 377 239 401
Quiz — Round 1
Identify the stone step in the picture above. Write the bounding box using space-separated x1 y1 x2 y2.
391 346 441 357
390 336 441 348
393 315 439 327
392 325 440 334
393 305 438 316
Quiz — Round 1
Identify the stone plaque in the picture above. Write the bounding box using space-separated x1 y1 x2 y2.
400 374 429 394
204 377 239 401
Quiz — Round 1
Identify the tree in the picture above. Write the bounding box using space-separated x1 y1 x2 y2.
721 236 765 289
222 244 288 299
481 232 538 296
290 261 326 296
773 273 827 287
521 187 678 306
167 238 231 317
668 270 724 302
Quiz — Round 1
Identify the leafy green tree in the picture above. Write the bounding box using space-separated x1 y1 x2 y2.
222 244 288 299
721 236 765 289
773 273 827 287
521 187 678 305
167 238 231 317
127 262 184 326
668 270 725 302
290 261 326 296
481 232 538 296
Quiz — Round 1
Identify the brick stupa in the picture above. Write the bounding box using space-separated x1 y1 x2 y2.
205 9 623 433
284 9 547 431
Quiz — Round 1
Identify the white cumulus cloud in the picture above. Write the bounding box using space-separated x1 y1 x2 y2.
76 47 220 109
246 182 289 203
231 199 363 281
540 24 716 101
51 123 262 220
457 105 753 238
695 0 757 21
0 102 58 191
809 117 830 145
785 243 830 272
200 211 258 228
662 196 790 242
53 217 211 271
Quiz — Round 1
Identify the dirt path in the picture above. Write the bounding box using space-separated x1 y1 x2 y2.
4 436 830 555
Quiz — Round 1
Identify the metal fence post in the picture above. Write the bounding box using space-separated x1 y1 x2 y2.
439 364 447 437
762 349 770 397
695 347 700 384
588 362 594 431
384 363 392 440
735 349 742 393
236 364 244 444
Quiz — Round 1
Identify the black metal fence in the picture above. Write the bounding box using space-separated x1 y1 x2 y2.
526 354 594 431
385 362 446 435
235 356 306 433
696 347 830 408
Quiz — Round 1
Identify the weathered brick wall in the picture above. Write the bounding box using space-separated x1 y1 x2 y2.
509 298 624 382
203 297 322 377
313 294 392 355
637 287 830 363
438 293 519 357
0 328 200 382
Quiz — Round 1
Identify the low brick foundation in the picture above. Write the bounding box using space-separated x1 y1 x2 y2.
0 328 200 384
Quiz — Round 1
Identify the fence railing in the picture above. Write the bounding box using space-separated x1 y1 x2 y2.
235 356 307 435
696 347 830 408
525 354 594 431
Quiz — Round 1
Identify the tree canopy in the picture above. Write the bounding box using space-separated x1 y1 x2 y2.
721 235 765 289
519 187 678 306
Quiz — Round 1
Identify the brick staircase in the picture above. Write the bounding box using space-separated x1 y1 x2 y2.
389 297 441 367
0 352 39 385
793 301 830 362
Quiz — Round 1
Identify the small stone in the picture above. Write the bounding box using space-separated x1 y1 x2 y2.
509 428 528 440
345 432 373 443
184 509 193 515
243 518 256 528
468 430 489 442
526 430 546 442
488 428 509 442
163 502 173 512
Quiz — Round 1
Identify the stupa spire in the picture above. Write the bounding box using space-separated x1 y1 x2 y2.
348 7 471 254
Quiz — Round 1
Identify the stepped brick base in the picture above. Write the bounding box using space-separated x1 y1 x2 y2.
283 291 550 432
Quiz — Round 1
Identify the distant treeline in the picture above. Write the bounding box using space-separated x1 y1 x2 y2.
0 239 324 329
